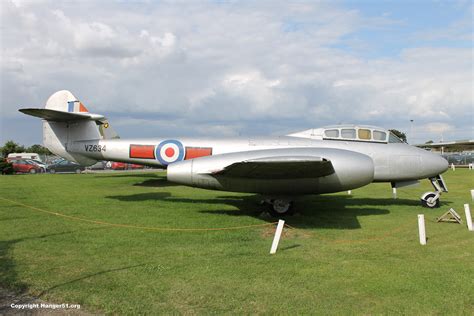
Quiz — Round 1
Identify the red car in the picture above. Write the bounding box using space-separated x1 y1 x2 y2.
111 162 127 170
129 164 145 169
11 159 44 174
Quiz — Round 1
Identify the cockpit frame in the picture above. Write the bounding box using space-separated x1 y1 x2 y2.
323 126 406 144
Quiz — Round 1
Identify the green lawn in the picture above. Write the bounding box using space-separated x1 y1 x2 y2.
1 170 473 314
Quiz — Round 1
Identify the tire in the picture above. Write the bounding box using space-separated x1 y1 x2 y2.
421 192 440 208
268 199 294 217
29 168 36 174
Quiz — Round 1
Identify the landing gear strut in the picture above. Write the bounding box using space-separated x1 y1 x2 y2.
420 175 448 209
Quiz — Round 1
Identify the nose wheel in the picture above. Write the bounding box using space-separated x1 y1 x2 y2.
420 192 440 208
420 175 447 208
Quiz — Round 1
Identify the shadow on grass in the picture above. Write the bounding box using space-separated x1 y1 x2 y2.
133 178 180 188
110 192 172 201
105 192 403 229
0 228 110 310
0 240 28 294
0 216 30 222
280 244 301 251
93 172 163 179
37 263 149 298
105 176 453 229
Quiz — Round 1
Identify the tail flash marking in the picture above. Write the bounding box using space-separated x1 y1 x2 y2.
67 101 74 113
79 102 89 112
67 101 89 113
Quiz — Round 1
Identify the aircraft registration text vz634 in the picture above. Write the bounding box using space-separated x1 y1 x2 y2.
84 144 106 152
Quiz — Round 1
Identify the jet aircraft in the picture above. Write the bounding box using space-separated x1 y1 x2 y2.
20 90 449 216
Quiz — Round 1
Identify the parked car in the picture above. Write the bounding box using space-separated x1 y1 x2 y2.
111 162 127 170
27 159 48 169
47 160 85 173
129 164 145 169
25 159 47 172
11 159 44 174
87 161 106 170
9 158 48 172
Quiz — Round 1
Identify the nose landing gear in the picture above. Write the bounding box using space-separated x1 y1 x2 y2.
420 175 448 208
420 191 440 208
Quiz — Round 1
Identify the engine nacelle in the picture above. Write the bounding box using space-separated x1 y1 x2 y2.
167 148 374 195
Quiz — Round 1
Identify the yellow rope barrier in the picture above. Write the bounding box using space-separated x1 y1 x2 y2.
0 196 414 243
0 197 277 232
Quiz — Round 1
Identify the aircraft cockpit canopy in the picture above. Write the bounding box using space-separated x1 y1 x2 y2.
287 125 405 144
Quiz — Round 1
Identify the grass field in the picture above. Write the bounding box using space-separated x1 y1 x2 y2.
0 169 473 314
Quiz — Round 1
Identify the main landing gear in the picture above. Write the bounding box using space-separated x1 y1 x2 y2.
262 198 294 217
420 175 448 209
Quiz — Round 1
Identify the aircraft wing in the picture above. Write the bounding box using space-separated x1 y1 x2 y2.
211 156 335 179
19 108 105 122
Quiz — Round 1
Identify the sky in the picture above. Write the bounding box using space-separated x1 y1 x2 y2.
1 0 472 146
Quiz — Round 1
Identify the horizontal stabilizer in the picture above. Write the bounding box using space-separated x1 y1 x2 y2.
19 108 105 122
211 156 335 179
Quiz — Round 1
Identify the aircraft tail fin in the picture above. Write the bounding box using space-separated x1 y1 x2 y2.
19 90 119 165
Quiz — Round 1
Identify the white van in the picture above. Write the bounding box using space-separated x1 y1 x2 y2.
7 153 43 162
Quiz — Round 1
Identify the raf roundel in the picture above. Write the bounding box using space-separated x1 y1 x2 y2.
156 140 184 165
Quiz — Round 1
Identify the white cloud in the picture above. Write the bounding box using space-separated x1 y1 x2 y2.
1 1 472 145
422 122 455 134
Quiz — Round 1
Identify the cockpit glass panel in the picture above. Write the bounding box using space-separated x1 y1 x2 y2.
341 129 356 139
389 132 404 143
373 130 387 141
358 129 371 140
324 129 339 138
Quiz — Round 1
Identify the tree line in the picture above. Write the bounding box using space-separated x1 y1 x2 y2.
0 140 51 158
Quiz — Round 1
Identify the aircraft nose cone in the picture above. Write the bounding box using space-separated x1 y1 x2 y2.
424 153 448 177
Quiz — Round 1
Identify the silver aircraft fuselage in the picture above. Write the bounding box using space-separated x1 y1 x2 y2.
69 134 448 195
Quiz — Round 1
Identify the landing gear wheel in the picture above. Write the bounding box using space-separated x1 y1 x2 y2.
268 199 294 217
421 192 440 208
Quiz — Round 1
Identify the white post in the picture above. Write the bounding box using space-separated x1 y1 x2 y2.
471 190 474 201
451 163 455 171
464 204 473 232
392 187 397 199
347 190 351 195
418 214 426 245
270 220 285 254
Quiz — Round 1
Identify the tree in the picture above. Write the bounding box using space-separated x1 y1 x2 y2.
0 159 14 175
389 129 407 143
26 144 51 156
1 141 25 158
425 140 434 144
